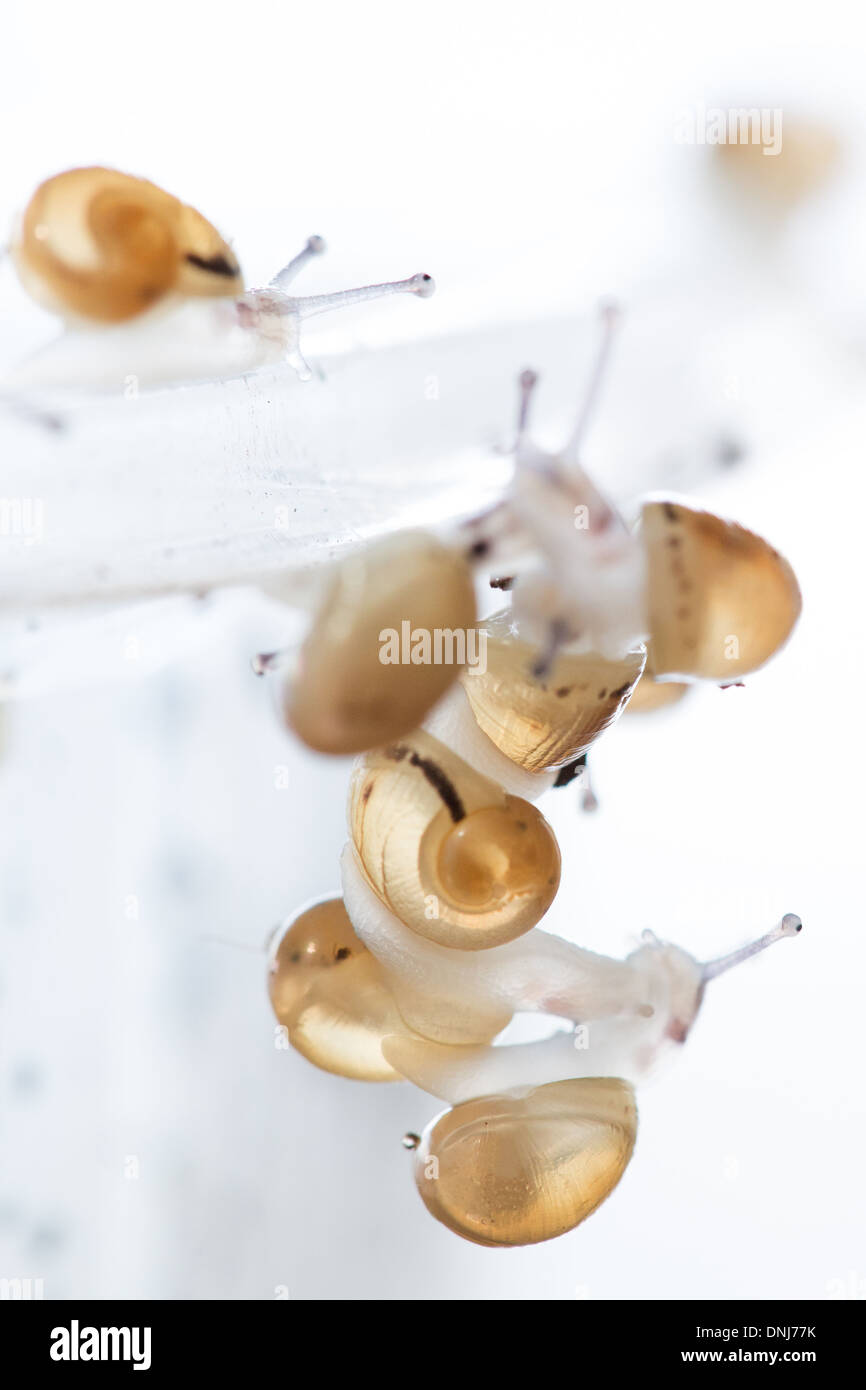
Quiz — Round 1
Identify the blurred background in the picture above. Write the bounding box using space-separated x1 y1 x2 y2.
1 0 864 1299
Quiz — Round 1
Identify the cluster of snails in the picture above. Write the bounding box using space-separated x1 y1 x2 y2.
266 353 803 1247
3 166 433 394
6 166 803 1248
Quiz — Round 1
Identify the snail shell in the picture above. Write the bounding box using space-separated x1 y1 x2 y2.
284 532 477 756
413 1078 637 1247
640 500 801 680
12 166 242 325
348 729 561 950
460 608 645 771
716 120 840 209
623 648 690 714
268 897 410 1082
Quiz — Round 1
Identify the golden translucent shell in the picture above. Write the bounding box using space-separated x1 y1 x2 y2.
717 121 840 208
348 729 560 950
285 533 477 756
12 166 242 324
623 647 690 715
461 608 645 770
268 898 408 1082
624 673 690 714
414 1078 637 1247
640 500 801 681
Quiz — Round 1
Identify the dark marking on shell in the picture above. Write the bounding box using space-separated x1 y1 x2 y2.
385 744 467 822
186 251 240 277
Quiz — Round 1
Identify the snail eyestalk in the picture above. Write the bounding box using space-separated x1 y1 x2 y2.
701 914 802 983
291 271 435 320
517 368 539 437
561 299 621 470
269 235 327 291
251 650 287 677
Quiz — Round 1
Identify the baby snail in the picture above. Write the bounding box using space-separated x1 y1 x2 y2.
348 729 561 950
471 350 801 685
412 1078 637 1248
395 915 801 1247
639 500 802 681
382 914 803 1103
7 166 434 389
277 530 477 756
268 896 414 1082
715 118 841 212
11 167 243 324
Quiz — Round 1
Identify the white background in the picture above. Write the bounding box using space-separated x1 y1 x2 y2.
0 1 864 1300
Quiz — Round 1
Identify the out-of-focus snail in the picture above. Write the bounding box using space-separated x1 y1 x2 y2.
623 654 690 714
6 166 435 390
715 117 841 211
639 500 802 681
348 729 561 950
268 897 413 1082
280 532 476 756
412 1078 637 1247
466 357 801 690
11 167 243 324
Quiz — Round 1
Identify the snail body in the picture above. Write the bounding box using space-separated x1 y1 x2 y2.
382 916 802 1105
469 362 801 693
341 843 648 1045
7 168 434 392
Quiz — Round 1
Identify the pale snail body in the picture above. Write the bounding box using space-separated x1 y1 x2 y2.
502 491 801 690
413 1078 637 1248
504 483 801 690
7 167 434 392
382 916 803 1105
507 463 648 663
340 844 651 1045
284 532 476 756
348 728 561 950
268 897 414 1082
424 684 557 802
471 364 802 691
